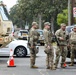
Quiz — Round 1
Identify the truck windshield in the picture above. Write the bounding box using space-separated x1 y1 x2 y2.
0 6 10 20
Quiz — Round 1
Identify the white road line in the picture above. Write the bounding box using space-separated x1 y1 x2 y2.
38 69 50 75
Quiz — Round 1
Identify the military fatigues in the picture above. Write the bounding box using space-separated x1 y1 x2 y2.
28 27 40 67
0 34 14 48
55 29 67 68
69 31 76 65
43 28 54 69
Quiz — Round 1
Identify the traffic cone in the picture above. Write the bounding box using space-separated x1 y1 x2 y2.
63 62 67 67
7 56 16 67
10 49 13 57
7 49 16 67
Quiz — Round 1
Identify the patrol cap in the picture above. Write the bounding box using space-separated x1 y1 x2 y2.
32 22 38 26
60 23 66 27
44 22 51 26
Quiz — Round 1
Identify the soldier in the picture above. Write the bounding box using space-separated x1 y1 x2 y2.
69 26 76 66
43 22 55 70
55 23 68 68
28 22 40 68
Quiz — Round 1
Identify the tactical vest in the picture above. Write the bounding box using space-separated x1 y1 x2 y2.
29 28 40 43
43 29 52 44
56 29 67 46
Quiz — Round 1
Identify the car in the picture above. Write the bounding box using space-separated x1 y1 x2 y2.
0 39 30 57
18 30 28 40
66 25 76 58
66 25 76 33
37 29 44 45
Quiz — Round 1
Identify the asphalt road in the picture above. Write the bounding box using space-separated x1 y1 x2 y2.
0 46 76 75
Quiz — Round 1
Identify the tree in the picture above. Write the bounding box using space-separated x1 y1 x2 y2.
10 4 25 28
57 9 68 25
10 0 68 29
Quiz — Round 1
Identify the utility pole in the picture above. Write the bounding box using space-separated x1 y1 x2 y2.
68 0 71 26
38 14 42 29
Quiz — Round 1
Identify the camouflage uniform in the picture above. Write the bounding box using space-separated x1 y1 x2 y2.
28 22 40 68
55 27 67 68
43 22 54 69
69 27 76 66
0 34 14 48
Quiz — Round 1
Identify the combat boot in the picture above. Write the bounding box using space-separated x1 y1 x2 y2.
46 66 50 69
31 65 38 68
55 66 57 69
54 63 57 69
61 64 66 68
50 65 56 70
69 63 74 66
61 62 67 68
50 67 56 70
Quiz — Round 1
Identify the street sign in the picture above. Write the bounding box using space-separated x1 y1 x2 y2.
73 7 76 17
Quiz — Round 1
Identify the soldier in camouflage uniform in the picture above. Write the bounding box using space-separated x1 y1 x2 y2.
43 22 55 70
69 26 76 66
55 23 68 68
28 22 40 68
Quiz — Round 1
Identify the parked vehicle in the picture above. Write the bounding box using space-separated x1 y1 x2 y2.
0 39 30 57
37 29 44 45
66 25 76 33
18 30 28 40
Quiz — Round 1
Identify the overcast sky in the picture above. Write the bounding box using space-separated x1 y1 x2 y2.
0 0 17 11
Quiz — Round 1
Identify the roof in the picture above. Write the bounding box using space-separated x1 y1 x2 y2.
66 25 76 33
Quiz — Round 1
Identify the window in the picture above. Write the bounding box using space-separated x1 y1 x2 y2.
0 6 9 20
39 31 43 35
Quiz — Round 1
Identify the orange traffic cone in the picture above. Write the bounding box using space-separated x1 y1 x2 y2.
7 56 16 67
7 49 16 67
63 62 67 67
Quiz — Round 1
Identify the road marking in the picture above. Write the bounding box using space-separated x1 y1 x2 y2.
38 69 50 75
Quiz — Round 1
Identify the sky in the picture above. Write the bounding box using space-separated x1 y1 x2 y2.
0 0 17 11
